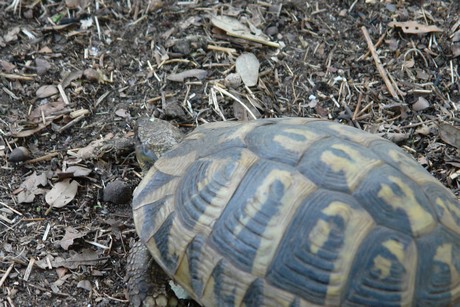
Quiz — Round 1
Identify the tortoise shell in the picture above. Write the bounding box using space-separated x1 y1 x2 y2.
132 117 460 306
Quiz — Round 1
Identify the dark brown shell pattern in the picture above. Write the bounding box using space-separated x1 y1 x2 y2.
132 117 460 306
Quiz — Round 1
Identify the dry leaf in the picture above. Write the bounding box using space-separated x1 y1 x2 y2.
56 267 68 279
77 280 92 291
29 100 66 122
439 123 460 149
11 121 53 138
65 166 92 177
211 15 279 48
39 46 52 54
49 250 107 269
4 27 20 42
236 53 260 87
45 179 78 208
389 21 442 34
59 227 88 250
412 97 430 111
0 60 16 72
83 68 101 82
16 172 48 203
452 31 460 58
167 69 208 82
115 108 130 118
36 85 58 98
76 133 114 160
53 273 72 287
35 58 51 75
61 70 83 89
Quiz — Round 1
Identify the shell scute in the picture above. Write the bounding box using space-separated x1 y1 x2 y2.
132 118 460 306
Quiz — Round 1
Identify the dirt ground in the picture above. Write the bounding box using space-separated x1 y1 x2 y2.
0 0 459 306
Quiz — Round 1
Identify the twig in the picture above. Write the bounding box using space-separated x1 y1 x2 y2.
23 258 35 281
0 263 14 287
0 201 23 216
212 86 257 120
207 45 237 55
352 92 363 121
361 27 399 100
25 152 59 164
57 84 70 105
358 32 386 61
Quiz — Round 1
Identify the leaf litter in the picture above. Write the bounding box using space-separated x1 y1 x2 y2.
0 0 459 306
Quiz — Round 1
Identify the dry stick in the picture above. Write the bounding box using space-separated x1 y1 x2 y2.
359 32 386 61
25 152 59 164
361 27 399 100
0 263 14 287
353 92 363 121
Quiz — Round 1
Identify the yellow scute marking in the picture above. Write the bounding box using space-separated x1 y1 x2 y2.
155 150 197 176
233 168 293 235
250 170 317 277
388 149 433 185
434 244 460 294
320 144 382 191
436 197 460 236
320 201 375 305
378 176 435 236
434 243 453 263
322 202 352 221
373 255 392 279
382 240 405 263
193 151 259 234
273 128 323 154
309 219 331 254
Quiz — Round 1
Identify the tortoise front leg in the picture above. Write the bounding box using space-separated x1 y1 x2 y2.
126 241 171 307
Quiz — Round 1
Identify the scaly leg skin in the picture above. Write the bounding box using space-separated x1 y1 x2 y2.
126 241 172 307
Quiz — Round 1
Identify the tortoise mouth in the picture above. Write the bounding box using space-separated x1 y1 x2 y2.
136 143 159 173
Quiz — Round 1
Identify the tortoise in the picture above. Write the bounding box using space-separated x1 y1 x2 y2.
126 117 460 306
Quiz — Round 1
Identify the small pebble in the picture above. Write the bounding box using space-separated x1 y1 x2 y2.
8 146 31 163
224 73 242 89
103 180 131 204
83 68 100 82
265 26 279 36
172 39 191 55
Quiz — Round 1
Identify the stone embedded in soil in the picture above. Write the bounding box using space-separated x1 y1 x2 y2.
8 146 31 163
103 180 132 205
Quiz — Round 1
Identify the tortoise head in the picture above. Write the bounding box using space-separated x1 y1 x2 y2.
135 118 184 172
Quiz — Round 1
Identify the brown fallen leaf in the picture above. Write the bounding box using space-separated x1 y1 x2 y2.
37 250 108 269
439 123 460 149
59 227 88 250
36 85 58 98
211 15 279 48
0 59 16 72
10 120 54 138
389 21 442 34
452 30 460 58
77 280 92 291
15 172 48 203
75 133 114 160
52 273 72 288
4 27 20 43
167 69 208 82
63 165 92 177
45 179 78 208
412 97 430 111
60 70 83 89
35 58 51 75
29 100 66 122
